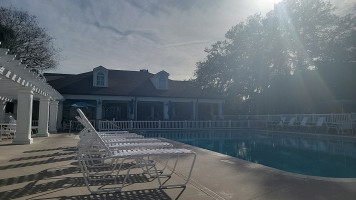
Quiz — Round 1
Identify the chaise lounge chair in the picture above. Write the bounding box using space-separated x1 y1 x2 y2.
76 109 197 193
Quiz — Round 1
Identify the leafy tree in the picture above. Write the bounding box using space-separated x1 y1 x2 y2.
0 7 60 72
195 0 356 114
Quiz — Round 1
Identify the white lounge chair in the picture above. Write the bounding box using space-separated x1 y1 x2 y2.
275 116 286 129
76 116 172 150
287 117 296 128
76 109 196 193
76 114 172 177
308 116 327 133
336 121 353 134
75 116 142 139
292 117 308 131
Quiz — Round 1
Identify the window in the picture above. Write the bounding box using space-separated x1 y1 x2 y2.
97 72 104 86
159 76 166 89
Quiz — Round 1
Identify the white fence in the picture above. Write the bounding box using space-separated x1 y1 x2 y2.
225 113 354 124
98 113 355 131
99 120 267 131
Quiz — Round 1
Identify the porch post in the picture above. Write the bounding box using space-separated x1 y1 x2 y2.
0 101 6 122
193 100 199 120
13 87 34 144
134 99 138 121
49 101 59 133
57 101 63 130
163 101 169 120
128 100 134 120
150 105 155 120
37 96 50 137
210 104 214 120
96 100 102 126
218 102 223 120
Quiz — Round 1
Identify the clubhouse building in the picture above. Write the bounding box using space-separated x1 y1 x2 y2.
46 66 224 128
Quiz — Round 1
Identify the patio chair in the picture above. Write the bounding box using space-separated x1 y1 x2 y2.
275 116 286 129
287 117 296 127
309 116 327 133
336 121 353 135
76 109 196 193
293 117 308 131
3 116 16 139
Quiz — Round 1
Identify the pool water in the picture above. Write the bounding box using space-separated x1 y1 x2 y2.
140 129 356 178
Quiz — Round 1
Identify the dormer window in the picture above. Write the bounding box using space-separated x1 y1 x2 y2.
159 76 166 89
150 70 169 90
93 66 108 87
97 72 104 86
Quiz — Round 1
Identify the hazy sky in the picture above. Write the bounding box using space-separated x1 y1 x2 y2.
0 0 354 80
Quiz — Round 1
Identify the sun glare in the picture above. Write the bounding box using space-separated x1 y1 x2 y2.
259 0 282 6
267 0 282 4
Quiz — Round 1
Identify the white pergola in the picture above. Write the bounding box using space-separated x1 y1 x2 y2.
0 48 63 144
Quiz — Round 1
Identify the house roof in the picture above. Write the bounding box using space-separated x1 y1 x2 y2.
46 69 223 99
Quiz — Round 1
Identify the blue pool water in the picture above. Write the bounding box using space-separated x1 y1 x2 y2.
140 129 356 178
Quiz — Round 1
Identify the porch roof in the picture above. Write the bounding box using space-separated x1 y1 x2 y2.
0 48 63 101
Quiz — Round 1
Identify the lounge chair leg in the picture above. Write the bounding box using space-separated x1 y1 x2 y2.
160 154 196 189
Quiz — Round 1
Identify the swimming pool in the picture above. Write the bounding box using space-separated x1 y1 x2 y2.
140 129 356 178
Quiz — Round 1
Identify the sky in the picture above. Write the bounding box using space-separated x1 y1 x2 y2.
0 0 355 80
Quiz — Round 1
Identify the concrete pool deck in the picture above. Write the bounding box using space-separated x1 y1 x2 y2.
0 133 355 200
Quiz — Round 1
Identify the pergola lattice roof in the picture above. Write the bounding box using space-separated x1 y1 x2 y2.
0 48 63 101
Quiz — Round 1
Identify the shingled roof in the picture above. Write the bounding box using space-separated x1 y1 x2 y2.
46 70 222 99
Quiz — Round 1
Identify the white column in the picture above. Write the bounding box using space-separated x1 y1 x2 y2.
128 103 133 120
163 101 169 120
96 100 102 120
150 105 155 120
37 96 50 137
193 100 199 120
49 101 59 133
218 103 224 120
96 100 102 128
0 101 6 123
134 99 138 121
13 87 34 144
210 104 214 120
57 101 63 129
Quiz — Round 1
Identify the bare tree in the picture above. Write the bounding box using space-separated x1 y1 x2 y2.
0 7 60 73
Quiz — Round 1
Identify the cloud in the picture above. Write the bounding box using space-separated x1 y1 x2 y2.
88 21 160 43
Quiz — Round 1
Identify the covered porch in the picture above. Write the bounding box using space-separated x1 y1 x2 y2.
0 48 63 144
59 96 224 126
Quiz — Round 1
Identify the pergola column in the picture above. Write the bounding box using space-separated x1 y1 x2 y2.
13 87 34 144
49 101 59 133
37 96 50 137
0 101 6 123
